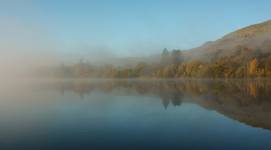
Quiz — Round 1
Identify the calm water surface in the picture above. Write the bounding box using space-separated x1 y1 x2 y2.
0 79 271 150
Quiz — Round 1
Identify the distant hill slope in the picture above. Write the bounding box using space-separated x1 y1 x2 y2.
184 20 271 62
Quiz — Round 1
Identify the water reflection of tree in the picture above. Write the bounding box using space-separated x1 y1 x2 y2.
158 82 184 108
43 79 271 130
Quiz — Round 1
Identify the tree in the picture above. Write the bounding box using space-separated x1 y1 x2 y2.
162 64 178 78
134 62 147 77
248 58 258 77
171 49 183 64
161 48 170 65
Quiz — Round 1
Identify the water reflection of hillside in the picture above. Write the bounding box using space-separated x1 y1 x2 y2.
40 79 271 130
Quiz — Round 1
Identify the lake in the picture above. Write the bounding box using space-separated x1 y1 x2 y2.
1 79 271 150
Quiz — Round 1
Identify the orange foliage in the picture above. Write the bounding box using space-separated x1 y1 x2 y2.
248 58 258 76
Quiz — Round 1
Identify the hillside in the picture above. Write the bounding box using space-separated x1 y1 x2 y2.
185 20 271 62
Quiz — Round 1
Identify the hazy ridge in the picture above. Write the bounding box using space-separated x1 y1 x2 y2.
184 20 271 62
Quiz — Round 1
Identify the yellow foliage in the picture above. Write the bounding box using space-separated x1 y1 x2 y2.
248 58 258 76
248 83 257 97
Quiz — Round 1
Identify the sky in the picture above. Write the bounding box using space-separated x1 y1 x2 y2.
0 0 271 61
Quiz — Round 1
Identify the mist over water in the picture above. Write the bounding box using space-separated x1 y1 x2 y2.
1 1 271 149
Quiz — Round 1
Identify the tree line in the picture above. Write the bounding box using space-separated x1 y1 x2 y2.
42 47 271 78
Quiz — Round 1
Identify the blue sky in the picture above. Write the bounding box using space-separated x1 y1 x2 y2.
1 0 271 58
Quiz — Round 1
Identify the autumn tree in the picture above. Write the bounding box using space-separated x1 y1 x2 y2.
248 58 258 77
